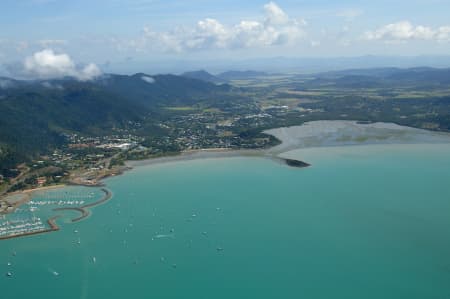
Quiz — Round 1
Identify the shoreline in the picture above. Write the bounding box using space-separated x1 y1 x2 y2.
119 119 450 174
123 147 312 172
5 120 450 214
6 120 450 197
125 148 265 168
22 184 67 194
0 184 67 215
2 120 450 240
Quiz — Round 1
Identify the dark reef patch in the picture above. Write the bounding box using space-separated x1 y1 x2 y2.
284 159 311 168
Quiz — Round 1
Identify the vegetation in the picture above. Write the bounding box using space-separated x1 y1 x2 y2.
1 67 450 193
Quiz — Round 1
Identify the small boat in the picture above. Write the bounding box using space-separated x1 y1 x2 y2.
216 247 224 252
6 272 12 277
92 257 97 263
7 262 11 266
52 271 59 276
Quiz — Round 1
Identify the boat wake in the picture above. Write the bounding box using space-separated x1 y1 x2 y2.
153 234 175 239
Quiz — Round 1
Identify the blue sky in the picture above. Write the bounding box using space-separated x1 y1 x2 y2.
1 0 450 76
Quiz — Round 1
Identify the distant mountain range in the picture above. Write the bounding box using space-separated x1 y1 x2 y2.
95 55 450 74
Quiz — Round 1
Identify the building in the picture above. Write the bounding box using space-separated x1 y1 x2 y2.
36 177 47 186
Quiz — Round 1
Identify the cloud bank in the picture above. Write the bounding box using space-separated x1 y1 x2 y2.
139 2 307 52
21 49 102 80
141 76 155 83
364 21 450 42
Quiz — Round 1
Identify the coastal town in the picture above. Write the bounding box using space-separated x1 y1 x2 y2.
0 104 300 202
0 99 324 240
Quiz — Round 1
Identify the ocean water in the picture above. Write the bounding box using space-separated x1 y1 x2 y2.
2 143 450 299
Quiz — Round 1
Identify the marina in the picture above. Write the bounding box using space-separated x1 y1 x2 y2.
0 187 109 239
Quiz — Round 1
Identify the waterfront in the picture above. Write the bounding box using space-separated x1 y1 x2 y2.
2 140 450 298
0 187 107 239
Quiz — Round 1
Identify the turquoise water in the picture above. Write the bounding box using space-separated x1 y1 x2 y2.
2 144 450 298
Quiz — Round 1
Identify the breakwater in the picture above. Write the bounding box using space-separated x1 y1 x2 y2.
53 188 112 222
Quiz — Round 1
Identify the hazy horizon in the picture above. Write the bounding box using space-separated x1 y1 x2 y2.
1 1 450 78
3 55 450 79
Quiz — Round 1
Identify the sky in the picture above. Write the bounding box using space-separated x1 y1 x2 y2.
1 0 450 77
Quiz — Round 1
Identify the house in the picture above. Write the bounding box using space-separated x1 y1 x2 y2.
36 177 47 186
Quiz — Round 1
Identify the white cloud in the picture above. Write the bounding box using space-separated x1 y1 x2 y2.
41 81 63 89
264 1 290 25
364 21 450 42
79 63 102 81
141 76 155 83
436 26 450 41
22 49 101 80
24 49 75 76
139 2 306 52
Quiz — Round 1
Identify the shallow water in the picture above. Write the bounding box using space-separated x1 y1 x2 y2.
2 143 450 298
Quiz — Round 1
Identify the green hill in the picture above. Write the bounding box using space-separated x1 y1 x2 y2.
0 73 235 169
